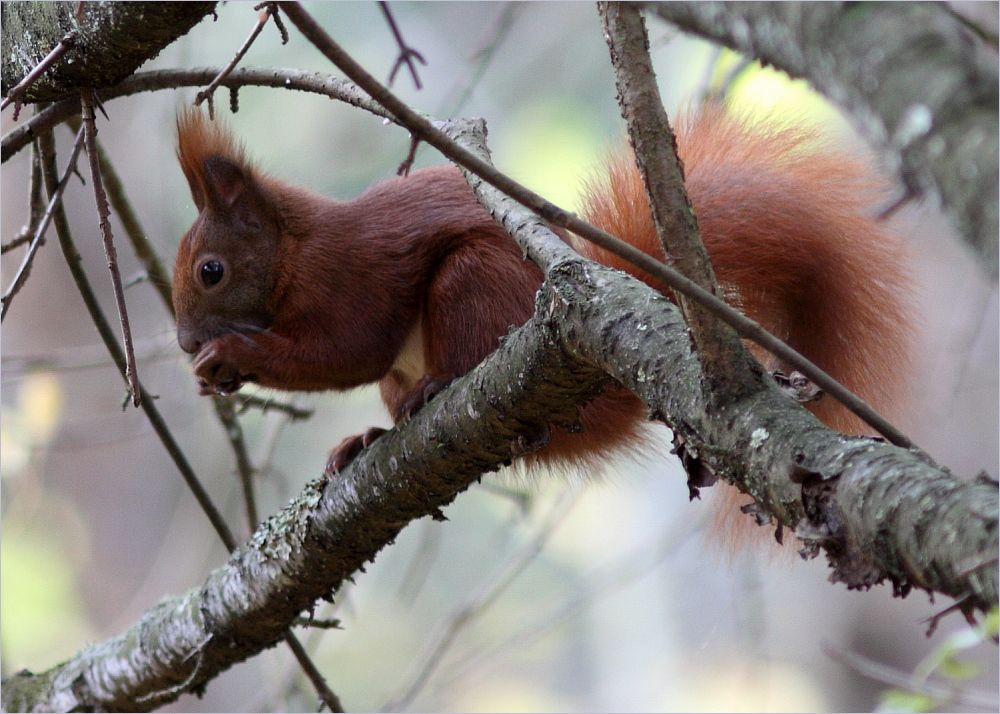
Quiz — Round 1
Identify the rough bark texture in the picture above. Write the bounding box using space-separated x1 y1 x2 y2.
1 3 996 710
1 1 216 103
648 1 999 277
600 1 760 409
2 115 996 713
453 119 998 613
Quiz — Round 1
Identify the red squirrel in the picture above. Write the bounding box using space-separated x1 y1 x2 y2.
172 105 912 482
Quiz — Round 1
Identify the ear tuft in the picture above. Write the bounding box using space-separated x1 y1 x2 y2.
176 109 254 212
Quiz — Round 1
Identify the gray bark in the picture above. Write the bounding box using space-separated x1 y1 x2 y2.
2 116 996 713
1 2 996 711
1 1 216 102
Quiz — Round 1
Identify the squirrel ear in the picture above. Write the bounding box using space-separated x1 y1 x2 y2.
176 110 258 218
202 155 262 227
203 156 248 209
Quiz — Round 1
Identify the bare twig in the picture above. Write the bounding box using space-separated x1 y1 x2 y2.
2 140 48 255
36 126 331 707
2 67 397 163
276 0 919 449
64 115 175 311
436 2 520 119
64 109 334 706
396 135 420 176
1 126 86 321
195 4 278 117
1 31 78 112
234 393 315 420
67 114 335 707
1 334 179 379
80 89 141 408
282 632 344 713
442 510 701 693
36 127 238 553
384 488 580 711
824 643 998 711
379 2 426 90
1 233 33 255
217 396 260 529
62 112 263 536
292 617 342 629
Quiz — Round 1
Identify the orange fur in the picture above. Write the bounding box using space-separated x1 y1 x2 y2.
173 105 914 545
581 105 914 548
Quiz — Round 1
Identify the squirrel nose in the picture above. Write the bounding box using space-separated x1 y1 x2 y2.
177 328 202 355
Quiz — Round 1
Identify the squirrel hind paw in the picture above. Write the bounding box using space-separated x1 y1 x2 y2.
392 375 453 423
325 427 389 476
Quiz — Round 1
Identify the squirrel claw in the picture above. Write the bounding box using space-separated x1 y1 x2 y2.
197 374 245 397
325 427 388 475
393 375 452 422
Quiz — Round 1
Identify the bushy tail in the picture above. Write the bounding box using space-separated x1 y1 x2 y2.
580 105 915 550
580 104 915 435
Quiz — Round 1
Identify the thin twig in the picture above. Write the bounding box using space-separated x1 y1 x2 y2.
276 0 920 450
436 2 520 119
2 138 48 255
442 509 701 693
64 114 263 533
3 66 397 163
216 396 260 529
234 393 315 420
379 1 426 90
1 334 180 379
80 89 141 408
292 617 342 629
195 4 277 116
1 30 78 112
601 1 753 400
37 127 238 552
1 126 86 321
64 113 331 708
824 643 998 711
64 115 175 312
282 632 344 713
384 488 580 711
38 131 328 714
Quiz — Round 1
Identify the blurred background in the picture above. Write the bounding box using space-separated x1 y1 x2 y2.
2 2 997 712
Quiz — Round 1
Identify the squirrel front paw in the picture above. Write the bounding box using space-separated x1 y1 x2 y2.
325 427 388 475
192 336 252 396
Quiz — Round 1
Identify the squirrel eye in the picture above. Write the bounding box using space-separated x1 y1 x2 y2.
200 260 224 288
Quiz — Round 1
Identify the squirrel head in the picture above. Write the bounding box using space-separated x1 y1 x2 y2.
173 110 282 354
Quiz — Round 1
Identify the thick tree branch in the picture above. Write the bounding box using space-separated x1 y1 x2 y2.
2 5 995 710
1 1 216 103
646 1 999 277
6 109 995 711
600 1 760 408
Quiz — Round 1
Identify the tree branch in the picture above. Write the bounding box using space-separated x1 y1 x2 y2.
2 66 394 163
2 5 995 710
5 115 995 711
1 1 216 103
600 1 759 405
